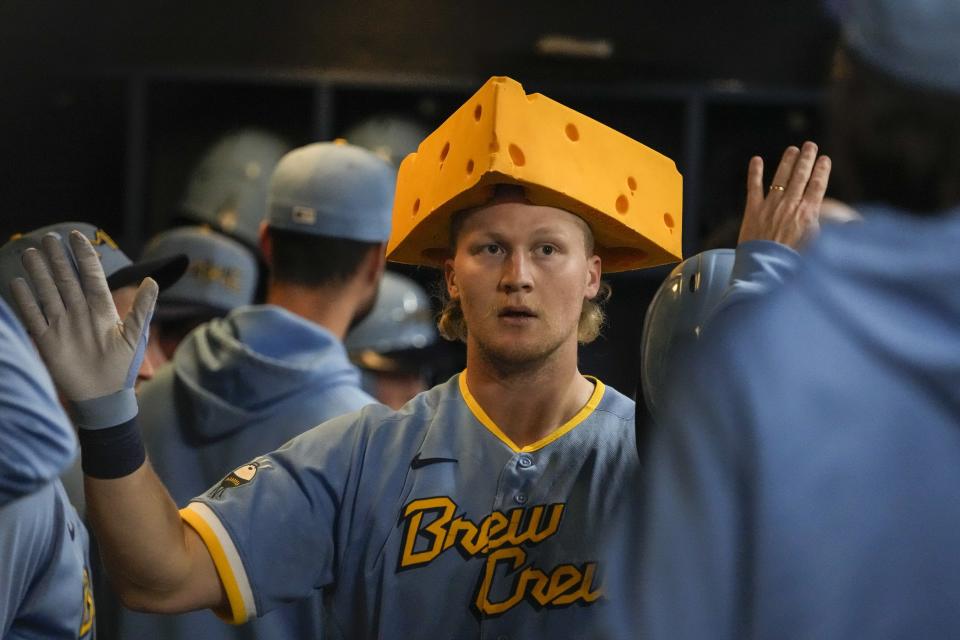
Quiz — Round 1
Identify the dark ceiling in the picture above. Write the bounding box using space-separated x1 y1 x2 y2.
0 1 841 394
2 1 838 86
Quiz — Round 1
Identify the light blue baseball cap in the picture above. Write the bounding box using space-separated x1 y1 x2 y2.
0 222 187 308
266 142 396 243
841 0 960 95
140 226 258 320
181 129 291 248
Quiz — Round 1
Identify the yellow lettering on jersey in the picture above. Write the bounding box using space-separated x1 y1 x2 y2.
474 547 603 615
475 547 528 615
398 496 601 616
400 498 563 566
400 496 455 567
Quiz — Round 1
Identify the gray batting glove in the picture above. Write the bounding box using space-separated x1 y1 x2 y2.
10 230 158 429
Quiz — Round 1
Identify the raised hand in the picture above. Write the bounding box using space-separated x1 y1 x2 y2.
9 230 157 404
738 141 832 250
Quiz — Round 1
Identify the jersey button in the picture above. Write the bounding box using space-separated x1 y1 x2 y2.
518 454 533 468
514 493 528 505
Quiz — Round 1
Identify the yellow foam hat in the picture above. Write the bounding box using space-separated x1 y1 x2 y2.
386 76 683 272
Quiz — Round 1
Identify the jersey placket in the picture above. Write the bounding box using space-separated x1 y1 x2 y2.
479 449 546 640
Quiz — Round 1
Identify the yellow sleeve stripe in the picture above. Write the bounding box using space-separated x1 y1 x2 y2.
459 372 606 453
180 503 256 624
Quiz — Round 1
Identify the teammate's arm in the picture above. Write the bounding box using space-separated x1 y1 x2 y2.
9 231 226 614
708 141 831 323
85 461 226 613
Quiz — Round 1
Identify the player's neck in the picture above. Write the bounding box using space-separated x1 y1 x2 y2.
464 341 595 449
266 279 357 340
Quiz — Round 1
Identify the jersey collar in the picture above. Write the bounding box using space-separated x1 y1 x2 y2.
458 372 606 453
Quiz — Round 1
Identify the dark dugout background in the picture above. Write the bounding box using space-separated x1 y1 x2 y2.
0 0 839 393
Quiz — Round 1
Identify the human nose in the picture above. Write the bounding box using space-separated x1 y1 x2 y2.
136 353 156 386
500 251 533 293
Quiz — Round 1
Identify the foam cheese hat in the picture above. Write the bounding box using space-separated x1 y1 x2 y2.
387 76 683 272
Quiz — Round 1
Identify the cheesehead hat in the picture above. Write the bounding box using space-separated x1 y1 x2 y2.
386 76 683 272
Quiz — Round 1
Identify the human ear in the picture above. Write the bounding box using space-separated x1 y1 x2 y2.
584 254 601 299
258 221 272 264
364 243 387 286
444 258 459 300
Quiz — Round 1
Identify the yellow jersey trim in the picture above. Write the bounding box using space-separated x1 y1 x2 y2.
180 507 247 625
458 372 606 453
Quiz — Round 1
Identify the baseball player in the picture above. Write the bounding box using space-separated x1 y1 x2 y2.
638 156 855 431
94 142 395 640
0 223 188 522
9 77 825 639
631 1 960 637
0 296 94 639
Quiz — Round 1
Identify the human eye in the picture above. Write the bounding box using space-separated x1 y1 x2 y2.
535 244 559 257
476 243 503 256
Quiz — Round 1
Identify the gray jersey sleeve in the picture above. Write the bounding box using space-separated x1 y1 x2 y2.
180 408 380 624
706 240 800 327
0 485 57 635
0 298 76 504
0 482 94 639
0 298 94 638
637 314 750 640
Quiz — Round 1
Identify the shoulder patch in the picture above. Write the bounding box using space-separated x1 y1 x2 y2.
208 458 273 499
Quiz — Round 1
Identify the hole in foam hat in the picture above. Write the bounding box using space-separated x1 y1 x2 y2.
565 123 579 141
439 142 450 163
474 104 482 121
627 176 637 191
466 159 475 175
663 212 675 228
615 195 629 214
508 144 525 167
413 198 421 215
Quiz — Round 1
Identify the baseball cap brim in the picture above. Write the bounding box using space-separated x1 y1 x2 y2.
351 344 449 375
152 299 226 323
106 254 189 292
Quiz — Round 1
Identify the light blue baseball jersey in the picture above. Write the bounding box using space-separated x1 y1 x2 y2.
183 373 636 639
0 298 95 639
100 304 375 640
